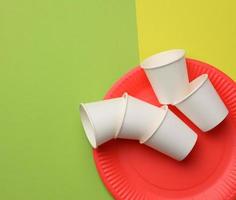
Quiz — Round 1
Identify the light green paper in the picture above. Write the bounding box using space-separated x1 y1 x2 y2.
0 1 139 199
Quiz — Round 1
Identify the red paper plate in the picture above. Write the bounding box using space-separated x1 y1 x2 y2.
93 59 236 200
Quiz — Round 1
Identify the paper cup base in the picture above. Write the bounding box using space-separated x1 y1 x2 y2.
141 49 190 104
144 109 198 161
174 74 229 132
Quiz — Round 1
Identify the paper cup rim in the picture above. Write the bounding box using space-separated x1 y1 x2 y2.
80 103 98 148
140 49 185 69
139 105 169 144
114 93 128 138
173 74 208 105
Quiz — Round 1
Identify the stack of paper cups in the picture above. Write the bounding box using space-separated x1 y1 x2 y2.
142 107 198 161
174 74 229 132
80 93 198 161
141 49 190 104
80 93 168 148
80 49 229 162
80 96 126 148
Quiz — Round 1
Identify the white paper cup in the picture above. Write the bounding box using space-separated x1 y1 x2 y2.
80 97 126 148
140 49 190 104
173 74 229 132
117 93 167 142
143 108 198 161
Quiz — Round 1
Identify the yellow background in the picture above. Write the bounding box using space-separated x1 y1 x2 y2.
136 0 236 80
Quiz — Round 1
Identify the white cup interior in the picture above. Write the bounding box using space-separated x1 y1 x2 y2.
141 49 185 69
80 104 97 148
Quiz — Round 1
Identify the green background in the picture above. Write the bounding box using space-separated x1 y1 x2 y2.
0 0 139 199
